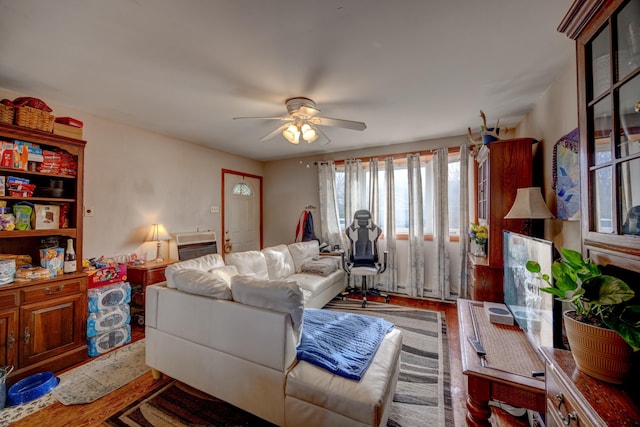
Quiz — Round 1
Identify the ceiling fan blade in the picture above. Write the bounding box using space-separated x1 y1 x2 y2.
259 123 291 142
310 116 366 131
313 125 331 145
233 116 292 121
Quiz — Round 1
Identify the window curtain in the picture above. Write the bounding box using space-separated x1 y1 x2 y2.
383 157 397 292
458 144 470 299
344 159 365 226
427 148 450 299
317 161 345 249
407 154 425 297
368 158 379 224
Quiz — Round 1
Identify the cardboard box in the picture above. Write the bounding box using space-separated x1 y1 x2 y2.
32 204 60 230
12 141 28 170
87 264 127 289
0 142 13 168
39 247 64 278
53 122 83 139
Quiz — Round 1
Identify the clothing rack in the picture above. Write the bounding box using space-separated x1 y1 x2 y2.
304 205 316 210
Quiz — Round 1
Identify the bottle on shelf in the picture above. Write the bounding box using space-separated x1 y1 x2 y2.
64 238 76 273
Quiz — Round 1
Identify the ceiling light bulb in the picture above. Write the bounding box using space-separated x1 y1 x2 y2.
301 124 317 143
283 125 300 144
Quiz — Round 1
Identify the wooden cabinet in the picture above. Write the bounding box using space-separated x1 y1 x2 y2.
0 122 87 384
471 138 534 302
559 0 640 270
543 347 640 426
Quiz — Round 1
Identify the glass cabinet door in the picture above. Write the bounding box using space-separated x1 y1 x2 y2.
586 0 640 239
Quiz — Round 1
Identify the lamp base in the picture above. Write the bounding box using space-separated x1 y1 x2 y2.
151 257 164 263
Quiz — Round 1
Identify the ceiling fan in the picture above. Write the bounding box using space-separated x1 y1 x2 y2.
233 97 366 145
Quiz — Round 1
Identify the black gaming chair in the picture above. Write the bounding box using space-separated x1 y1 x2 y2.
341 209 388 307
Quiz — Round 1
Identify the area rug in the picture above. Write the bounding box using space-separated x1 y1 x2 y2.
105 300 453 427
325 299 454 427
105 380 276 427
53 338 148 405
0 339 148 426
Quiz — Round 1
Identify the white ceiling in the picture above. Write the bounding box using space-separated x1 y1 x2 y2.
0 0 575 161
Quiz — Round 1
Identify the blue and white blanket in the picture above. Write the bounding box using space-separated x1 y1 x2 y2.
297 308 394 381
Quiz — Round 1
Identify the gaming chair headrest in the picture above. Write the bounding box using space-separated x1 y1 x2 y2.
353 210 372 227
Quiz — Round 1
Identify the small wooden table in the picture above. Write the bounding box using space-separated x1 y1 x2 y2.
458 299 546 426
127 259 177 323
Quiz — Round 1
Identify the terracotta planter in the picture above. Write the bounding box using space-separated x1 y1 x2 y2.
563 310 633 384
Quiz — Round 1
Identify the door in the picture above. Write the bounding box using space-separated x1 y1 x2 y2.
222 169 263 254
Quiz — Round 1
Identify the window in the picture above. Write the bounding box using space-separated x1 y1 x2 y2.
232 181 253 196
334 151 460 237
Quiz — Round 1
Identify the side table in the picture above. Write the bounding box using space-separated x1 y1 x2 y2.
127 259 177 325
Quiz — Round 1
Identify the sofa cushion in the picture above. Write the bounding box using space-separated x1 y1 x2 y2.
262 244 296 280
172 268 233 300
224 251 269 280
208 265 239 286
288 241 320 273
289 271 343 295
165 254 226 288
230 275 304 345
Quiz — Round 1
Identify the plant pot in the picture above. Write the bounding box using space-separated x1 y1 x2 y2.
563 310 633 384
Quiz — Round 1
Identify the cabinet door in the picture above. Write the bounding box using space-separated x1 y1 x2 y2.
19 292 85 367
0 308 18 368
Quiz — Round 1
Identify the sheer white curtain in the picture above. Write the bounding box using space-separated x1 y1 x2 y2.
458 144 470 299
344 159 365 225
317 161 345 249
427 148 450 299
407 154 425 297
368 158 379 224
383 158 397 292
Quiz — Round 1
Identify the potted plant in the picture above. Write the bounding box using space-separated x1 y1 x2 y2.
526 247 640 384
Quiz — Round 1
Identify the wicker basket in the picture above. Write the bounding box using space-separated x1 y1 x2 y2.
15 106 55 132
0 104 14 125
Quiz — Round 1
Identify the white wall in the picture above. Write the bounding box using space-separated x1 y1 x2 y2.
0 87 263 260
515 57 581 251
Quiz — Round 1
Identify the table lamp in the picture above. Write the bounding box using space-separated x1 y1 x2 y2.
504 187 554 236
147 223 170 262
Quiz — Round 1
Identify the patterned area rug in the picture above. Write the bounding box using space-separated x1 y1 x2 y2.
0 339 148 425
105 300 453 427
53 338 148 405
325 299 453 427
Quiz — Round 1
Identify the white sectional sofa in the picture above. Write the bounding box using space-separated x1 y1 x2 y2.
145 241 403 427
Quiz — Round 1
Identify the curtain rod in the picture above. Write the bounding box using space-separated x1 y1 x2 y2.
313 146 460 166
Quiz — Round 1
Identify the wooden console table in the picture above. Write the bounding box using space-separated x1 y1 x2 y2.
458 299 546 426
128 259 177 324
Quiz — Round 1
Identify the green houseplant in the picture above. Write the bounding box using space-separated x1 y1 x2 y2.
526 247 640 383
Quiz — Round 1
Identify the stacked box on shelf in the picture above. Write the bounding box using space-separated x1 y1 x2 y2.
87 281 131 357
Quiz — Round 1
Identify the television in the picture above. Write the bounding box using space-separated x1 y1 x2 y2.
502 231 565 349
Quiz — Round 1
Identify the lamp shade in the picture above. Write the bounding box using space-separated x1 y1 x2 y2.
146 224 170 242
504 187 554 219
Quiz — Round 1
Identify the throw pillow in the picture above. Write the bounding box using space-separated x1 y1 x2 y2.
230 275 304 345
165 254 225 288
172 268 232 300
288 241 320 273
262 244 295 280
207 265 239 286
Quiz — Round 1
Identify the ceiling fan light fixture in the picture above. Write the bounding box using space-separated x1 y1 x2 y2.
283 124 300 144
301 123 317 143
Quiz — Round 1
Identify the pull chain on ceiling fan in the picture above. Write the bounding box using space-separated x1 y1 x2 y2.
233 97 366 145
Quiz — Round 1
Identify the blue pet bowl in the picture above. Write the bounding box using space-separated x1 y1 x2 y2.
7 372 59 406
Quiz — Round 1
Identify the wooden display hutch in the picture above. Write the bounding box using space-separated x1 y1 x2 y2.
0 122 87 385
469 138 534 302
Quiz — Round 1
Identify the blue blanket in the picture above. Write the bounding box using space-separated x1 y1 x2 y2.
297 308 394 380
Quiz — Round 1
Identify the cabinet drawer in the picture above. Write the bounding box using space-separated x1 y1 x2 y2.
145 268 167 285
0 290 18 310
546 364 594 427
21 279 84 304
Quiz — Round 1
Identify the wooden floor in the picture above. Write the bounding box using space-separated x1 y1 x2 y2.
10 295 525 427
